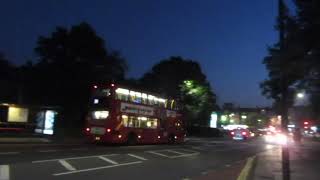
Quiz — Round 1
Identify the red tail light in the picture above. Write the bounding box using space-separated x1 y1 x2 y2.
242 131 247 135
231 131 235 135
106 128 111 133
85 128 90 132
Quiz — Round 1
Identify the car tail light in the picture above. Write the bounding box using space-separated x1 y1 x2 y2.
106 128 111 133
242 131 247 135
85 128 90 132
231 131 235 135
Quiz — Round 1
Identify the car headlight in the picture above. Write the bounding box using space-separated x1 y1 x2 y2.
92 111 109 119
275 133 288 145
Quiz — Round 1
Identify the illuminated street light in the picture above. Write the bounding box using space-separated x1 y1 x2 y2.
297 92 304 98
241 115 247 119
183 80 193 87
221 115 227 122
257 119 262 122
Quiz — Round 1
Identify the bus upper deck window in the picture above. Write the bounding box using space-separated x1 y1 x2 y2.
141 93 148 104
148 95 155 105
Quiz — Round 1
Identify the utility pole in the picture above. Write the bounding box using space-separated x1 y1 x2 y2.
278 0 290 180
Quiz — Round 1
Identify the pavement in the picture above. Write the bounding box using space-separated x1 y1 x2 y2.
0 136 270 180
252 138 320 180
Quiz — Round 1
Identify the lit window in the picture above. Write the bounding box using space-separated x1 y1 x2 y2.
116 88 129 101
142 93 148 99
121 115 129 127
92 111 109 119
116 88 129 95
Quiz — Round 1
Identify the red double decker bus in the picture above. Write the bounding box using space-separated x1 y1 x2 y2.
84 83 185 144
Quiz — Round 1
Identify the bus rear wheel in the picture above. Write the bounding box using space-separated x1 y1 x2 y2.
127 133 137 145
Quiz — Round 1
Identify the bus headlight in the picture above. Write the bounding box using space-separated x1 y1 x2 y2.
92 111 109 119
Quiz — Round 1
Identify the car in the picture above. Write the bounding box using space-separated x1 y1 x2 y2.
230 128 251 140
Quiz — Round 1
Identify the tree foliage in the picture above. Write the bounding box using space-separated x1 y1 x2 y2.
260 1 305 114
24 22 127 126
140 56 217 126
0 52 18 102
293 0 320 118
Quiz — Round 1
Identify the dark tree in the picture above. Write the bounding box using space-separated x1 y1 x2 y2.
140 56 206 98
0 52 18 102
260 1 306 180
27 22 127 128
294 0 320 119
140 56 217 126
261 1 305 114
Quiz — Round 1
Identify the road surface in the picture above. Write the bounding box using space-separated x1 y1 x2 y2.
0 137 275 180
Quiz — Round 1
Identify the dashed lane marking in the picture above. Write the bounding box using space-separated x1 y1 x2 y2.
0 165 10 180
32 154 119 163
70 148 88 151
58 160 76 171
166 149 186 155
53 161 142 176
38 149 59 153
98 156 118 165
0 152 19 155
147 151 171 158
147 149 200 159
174 149 199 154
127 153 148 161
190 146 205 151
170 152 200 159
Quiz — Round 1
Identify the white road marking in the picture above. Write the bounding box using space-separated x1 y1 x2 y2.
201 171 208 175
32 154 119 163
181 177 191 180
127 153 148 161
38 149 59 153
58 160 76 171
71 148 88 151
174 149 199 154
170 152 200 159
0 152 19 155
147 151 171 158
0 165 10 180
190 146 205 150
98 156 118 165
165 149 185 155
53 161 142 176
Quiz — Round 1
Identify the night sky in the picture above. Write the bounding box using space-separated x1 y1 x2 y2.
0 0 289 107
